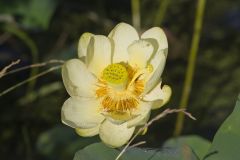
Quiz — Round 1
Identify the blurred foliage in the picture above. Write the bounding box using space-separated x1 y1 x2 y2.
37 125 99 160
204 95 240 160
163 135 211 159
74 142 198 160
0 0 240 159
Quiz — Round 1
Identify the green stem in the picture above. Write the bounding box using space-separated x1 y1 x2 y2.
154 0 171 26
3 24 39 93
131 0 141 30
174 0 206 136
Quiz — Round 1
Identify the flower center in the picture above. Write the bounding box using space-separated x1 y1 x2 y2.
96 63 145 115
102 63 128 90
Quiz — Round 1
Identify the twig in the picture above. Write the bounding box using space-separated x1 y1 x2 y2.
3 24 39 92
0 59 64 78
0 65 62 97
128 141 146 149
115 108 196 160
0 59 20 78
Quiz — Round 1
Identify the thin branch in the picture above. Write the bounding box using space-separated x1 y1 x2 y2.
0 59 20 78
0 65 62 97
0 59 64 78
128 141 146 149
115 108 196 160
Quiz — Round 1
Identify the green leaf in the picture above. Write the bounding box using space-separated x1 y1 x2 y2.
37 125 99 160
0 0 58 29
19 0 58 29
204 95 240 160
163 135 211 159
74 142 199 160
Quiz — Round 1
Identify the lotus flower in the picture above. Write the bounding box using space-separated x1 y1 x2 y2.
61 22 171 148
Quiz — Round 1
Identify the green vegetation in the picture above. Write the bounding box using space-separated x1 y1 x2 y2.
0 0 240 159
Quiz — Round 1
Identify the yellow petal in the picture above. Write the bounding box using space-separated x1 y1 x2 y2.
61 97 105 129
127 102 152 128
144 82 164 101
128 40 154 69
102 112 137 125
99 120 135 148
143 81 172 109
86 35 112 77
75 125 100 137
108 23 139 63
78 32 93 58
141 27 168 54
144 50 166 93
62 59 97 98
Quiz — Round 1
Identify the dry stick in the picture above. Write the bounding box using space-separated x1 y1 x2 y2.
0 59 20 78
0 65 62 97
128 141 146 149
0 59 64 78
115 108 196 160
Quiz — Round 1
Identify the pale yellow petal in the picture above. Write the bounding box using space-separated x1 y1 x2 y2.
61 97 105 129
108 22 139 63
144 82 172 109
62 59 97 98
128 40 154 69
127 102 152 128
99 120 135 148
143 82 164 101
144 50 167 93
141 27 168 54
102 112 137 125
86 35 112 77
75 125 100 137
78 32 93 58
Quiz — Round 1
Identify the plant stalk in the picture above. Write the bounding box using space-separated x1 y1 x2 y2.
131 0 141 31
154 0 171 26
174 0 206 136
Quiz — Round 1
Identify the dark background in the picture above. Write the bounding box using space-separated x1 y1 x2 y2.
0 0 240 159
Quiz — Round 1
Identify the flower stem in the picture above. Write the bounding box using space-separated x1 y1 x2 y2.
173 0 206 136
131 0 141 31
154 0 171 26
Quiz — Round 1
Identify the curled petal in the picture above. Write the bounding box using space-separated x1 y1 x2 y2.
61 97 105 129
144 50 167 93
143 83 172 109
128 40 154 69
102 112 137 125
86 35 112 77
99 120 135 148
127 102 152 128
108 23 139 63
75 125 100 137
78 32 93 58
62 59 97 98
141 27 168 54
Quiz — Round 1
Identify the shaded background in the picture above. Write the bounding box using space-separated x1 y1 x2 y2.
0 0 240 159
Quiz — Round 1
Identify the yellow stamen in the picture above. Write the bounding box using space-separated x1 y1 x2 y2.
96 63 145 114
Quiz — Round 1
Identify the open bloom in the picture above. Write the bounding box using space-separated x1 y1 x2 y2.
61 22 171 148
